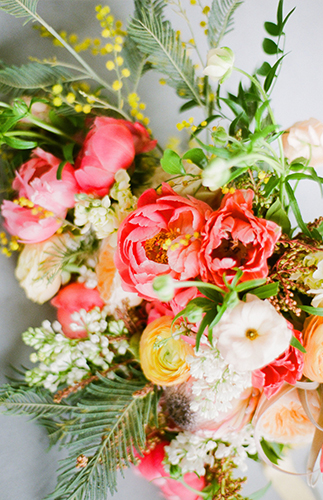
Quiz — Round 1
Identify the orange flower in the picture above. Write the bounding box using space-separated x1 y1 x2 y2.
96 239 116 303
139 316 194 386
303 315 323 382
257 388 320 444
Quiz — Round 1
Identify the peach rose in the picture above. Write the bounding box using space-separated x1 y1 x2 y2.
256 388 320 444
303 314 323 382
282 118 323 167
139 316 194 386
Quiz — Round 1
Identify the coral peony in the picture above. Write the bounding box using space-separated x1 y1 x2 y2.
140 316 194 386
74 117 156 196
252 326 304 398
51 282 105 338
256 388 320 444
199 189 281 289
282 118 323 167
302 314 323 382
115 183 211 300
135 441 205 500
1 148 78 243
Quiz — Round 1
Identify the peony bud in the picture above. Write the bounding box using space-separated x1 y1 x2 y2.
203 47 235 84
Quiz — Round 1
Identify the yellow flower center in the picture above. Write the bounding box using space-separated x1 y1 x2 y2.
245 328 258 340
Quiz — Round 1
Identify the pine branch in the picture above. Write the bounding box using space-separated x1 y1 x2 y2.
128 0 203 106
208 0 243 48
45 375 158 500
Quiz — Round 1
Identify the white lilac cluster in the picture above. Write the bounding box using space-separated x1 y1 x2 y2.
164 425 255 476
23 316 129 392
290 251 323 306
74 170 137 243
188 345 251 421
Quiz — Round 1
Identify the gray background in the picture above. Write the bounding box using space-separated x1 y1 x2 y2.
0 1 323 499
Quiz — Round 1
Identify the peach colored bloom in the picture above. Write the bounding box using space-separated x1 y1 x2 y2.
282 118 323 167
199 189 281 290
257 388 320 444
139 316 194 386
115 184 211 300
303 314 323 382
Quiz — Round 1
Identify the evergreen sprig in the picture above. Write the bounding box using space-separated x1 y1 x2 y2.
207 0 243 48
128 0 202 105
44 374 158 500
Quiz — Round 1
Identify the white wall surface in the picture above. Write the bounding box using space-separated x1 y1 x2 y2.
0 1 323 499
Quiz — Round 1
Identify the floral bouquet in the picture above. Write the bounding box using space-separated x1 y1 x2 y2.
1 0 323 499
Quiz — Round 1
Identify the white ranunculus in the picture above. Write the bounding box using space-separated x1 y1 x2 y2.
213 295 292 372
15 234 70 304
203 47 235 84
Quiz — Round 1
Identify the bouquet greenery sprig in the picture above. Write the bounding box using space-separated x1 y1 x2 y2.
1 1 323 499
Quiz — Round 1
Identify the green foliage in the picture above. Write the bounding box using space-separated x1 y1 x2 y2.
44 374 158 499
182 148 208 169
247 282 279 300
0 0 38 23
260 439 284 466
290 335 306 353
265 198 291 235
128 0 201 103
160 149 186 175
121 35 151 87
0 62 75 95
207 0 243 48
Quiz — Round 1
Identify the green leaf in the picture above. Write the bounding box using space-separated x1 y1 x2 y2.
284 181 312 237
261 439 284 465
62 143 75 164
0 62 75 95
235 278 266 293
249 482 272 500
256 62 271 77
160 149 185 175
179 99 199 113
3 135 38 149
266 198 291 235
276 0 284 27
56 161 68 180
263 175 279 196
264 21 279 36
182 148 208 169
299 305 323 317
207 0 243 48
196 309 216 350
0 0 39 24
128 1 200 102
248 282 279 299
262 38 281 55
290 335 306 353
264 55 285 93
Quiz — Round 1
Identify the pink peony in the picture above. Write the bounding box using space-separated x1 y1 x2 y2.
74 117 157 196
252 326 304 398
1 148 78 243
115 184 211 300
135 442 205 500
1 200 62 244
199 189 281 289
51 282 105 339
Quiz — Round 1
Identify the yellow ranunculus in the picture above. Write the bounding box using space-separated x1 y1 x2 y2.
139 316 193 386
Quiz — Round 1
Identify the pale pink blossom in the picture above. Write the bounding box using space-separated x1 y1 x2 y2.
282 118 323 167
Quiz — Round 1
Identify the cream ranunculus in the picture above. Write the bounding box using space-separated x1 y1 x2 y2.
282 118 323 167
214 295 292 372
303 313 323 382
203 47 235 84
15 234 70 304
139 316 194 386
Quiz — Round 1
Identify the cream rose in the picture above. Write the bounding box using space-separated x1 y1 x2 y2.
15 234 70 304
203 47 235 84
303 313 323 382
282 118 323 167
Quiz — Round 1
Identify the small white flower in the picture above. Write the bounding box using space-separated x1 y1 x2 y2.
214 295 292 371
203 47 235 83
201 157 231 191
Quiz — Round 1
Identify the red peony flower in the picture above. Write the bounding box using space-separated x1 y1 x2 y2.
252 326 304 398
115 184 211 300
135 441 205 500
74 117 157 196
199 189 281 289
1 148 79 243
51 282 105 339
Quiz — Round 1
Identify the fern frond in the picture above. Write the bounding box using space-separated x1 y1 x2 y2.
0 385 77 418
45 375 158 499
128 1 202 105
0 0 39 23
0 62 76 95
208 0 243 48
